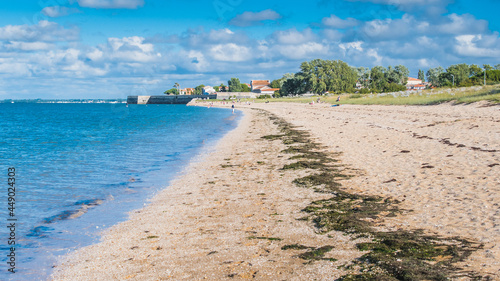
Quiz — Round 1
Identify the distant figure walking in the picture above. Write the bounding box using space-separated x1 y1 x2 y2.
336 96 341 102
231 104 235 113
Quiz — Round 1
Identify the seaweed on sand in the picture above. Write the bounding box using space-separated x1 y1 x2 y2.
258 110 487 280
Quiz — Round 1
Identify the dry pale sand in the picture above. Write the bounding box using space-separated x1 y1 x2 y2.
52 101 500 280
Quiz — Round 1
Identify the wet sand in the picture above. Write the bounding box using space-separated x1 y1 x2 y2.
52 101 500 280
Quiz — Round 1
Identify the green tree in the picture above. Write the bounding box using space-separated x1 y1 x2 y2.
469 64 483 77
219 83 227 92
384 83 406 92
270 79 281 88
164 88 179 95
394 65 409 85
439 72 455 87
385 66 399 84
426 67 444 87
418 69 425 82
228 78 242 92
487 70 500 82
446 64 470 86
495 64 500 70
281 74 307 96
483 64 493 71
299 59 356 94
370 66 387 91
194 84 205 95
213 86 220 91
354 67 371 88
240 83 250 92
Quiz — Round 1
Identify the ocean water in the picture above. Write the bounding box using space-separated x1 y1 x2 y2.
0 103 241 280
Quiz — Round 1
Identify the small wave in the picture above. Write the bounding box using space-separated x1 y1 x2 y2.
27 199 104 237
26 226 54 238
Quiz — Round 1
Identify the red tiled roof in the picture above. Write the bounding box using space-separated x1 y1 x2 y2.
253 85 269 90
251 80 270 86
408 77 422 82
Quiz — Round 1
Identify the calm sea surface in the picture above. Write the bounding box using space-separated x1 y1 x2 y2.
0 103 241 280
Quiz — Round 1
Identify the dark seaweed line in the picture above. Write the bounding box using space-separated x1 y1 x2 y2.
258 109 489 281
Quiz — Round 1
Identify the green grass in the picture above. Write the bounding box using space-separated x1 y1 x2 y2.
199 84 500 106
338 85 500 105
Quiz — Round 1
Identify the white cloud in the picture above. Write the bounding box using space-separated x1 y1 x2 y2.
367 49 383 65
0 59 32 76
437 14 488 35
271 28 317 45
0 20 79 42
42 6 81 17
339 41 363 52
62 60 108 77
77 0 144 9
348 0 452 14
322 15 359 29
86 48 104 61
179 50 209 72
258 60 286 69
5 41 55 51
277 42 329 60
360 14 417 41
210 43 251 62
175 28 249 48
108 36 154 53
97 36 160 63
229 9 281 27
455 34 500 58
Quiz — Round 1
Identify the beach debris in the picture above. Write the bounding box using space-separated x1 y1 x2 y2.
383 178 397 183
261 112 486 280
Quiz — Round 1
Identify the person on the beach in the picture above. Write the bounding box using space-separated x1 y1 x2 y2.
231 104 235 113
336 96 340 102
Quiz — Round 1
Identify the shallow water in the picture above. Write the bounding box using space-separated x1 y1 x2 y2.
0 103 241 280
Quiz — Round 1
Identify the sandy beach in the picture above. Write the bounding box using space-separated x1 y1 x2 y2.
52 101 500 280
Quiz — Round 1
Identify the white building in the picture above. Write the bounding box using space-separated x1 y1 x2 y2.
202 86 216 95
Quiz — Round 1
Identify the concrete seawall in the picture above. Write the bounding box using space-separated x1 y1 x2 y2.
127 95 217 105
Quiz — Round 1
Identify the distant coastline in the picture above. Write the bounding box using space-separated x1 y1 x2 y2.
0 99 127 104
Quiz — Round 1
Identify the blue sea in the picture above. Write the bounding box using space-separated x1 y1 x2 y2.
0 103 241 280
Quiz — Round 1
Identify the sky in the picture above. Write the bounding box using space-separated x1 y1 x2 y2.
0 0 499 99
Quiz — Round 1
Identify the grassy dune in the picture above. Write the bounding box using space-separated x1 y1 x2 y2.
253 84 500 105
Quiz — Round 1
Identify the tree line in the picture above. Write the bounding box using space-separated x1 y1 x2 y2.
164 78 251 95
276 60 500 96
164 61 500 96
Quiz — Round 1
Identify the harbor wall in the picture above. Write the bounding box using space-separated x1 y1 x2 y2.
127 95 216 104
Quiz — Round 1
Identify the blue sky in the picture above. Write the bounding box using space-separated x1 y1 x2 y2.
0 0 499 99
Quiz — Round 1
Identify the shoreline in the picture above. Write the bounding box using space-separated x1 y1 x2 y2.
52 102 500 280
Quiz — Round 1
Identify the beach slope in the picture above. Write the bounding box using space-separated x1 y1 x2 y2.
52 102 500 280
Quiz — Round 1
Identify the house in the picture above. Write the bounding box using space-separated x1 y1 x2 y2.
181 88 194 95
250 80 270 93
407 77 422 86
202 86 216 95
412 84 426 90
260 88 280 95
406 77 423 90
